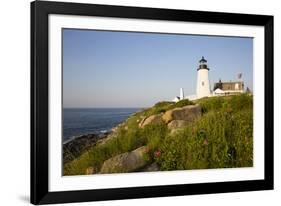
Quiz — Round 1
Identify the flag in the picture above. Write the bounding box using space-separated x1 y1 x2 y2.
238 73 242 79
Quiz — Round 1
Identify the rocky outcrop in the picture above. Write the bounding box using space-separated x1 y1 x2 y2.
167 120 190 133
162 104 201 123
137 105 201 133
63 133 107 164
139 113 163 128
140 162 160 172
85 167 95 175
100 146 150 173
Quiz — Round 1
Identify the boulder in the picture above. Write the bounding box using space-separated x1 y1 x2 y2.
140 162 160 172
138 117 146 127
162 104 201 123
139 114 163 128
100 146 150 173
167 120 190 132
85 167 95 175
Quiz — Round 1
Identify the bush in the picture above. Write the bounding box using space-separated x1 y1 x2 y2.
154 101 174 108
174 99 194 108
142 123 168 150
155 95 253 171
145 99 194 116
197 96 225 113
150 102 173 115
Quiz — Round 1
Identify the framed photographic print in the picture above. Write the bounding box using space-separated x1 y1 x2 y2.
31 0 274 204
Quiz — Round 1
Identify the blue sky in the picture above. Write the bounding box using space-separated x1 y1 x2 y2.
63 29 253 108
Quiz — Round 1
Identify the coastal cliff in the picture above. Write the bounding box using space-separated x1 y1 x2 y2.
63 94 253 176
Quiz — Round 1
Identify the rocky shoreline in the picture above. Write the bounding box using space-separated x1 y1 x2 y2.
63 132 109 164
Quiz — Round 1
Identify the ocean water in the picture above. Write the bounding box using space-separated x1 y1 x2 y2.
63 108 141 142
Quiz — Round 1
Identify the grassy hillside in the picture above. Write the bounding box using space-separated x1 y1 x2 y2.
64 94 253 175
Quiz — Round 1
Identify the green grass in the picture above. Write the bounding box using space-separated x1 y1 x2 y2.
155 108 253 170
140 99 194 117
64 94 253 175
64 126 146 175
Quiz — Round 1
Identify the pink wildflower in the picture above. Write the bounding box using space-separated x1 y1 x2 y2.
154 150 161 158
203 139 209 145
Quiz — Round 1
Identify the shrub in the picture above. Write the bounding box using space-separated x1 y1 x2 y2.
228 94 253 111
154 101 174 108
142 123 168 150
145 99 194 116
155 95 253 170
197 96 225 113
173 99 194 108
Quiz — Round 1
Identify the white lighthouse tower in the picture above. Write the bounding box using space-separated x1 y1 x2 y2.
196 56 211 99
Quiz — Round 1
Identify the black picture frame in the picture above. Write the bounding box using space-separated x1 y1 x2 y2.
31 0 274 204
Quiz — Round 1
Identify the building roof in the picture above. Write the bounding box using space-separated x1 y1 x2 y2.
219 81 243 84
214 88 225 94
